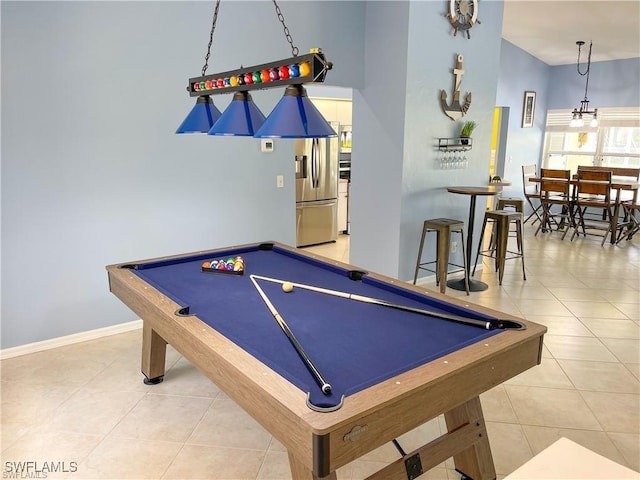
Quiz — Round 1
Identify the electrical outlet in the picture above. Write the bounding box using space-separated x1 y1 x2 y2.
451 241 458 253
276 175 284 188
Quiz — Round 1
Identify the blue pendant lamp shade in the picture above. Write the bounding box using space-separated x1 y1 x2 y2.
176 95 222 134
208 91 266 136
254 84 337 138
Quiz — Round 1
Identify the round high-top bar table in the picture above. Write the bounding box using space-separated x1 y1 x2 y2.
447 186 500 292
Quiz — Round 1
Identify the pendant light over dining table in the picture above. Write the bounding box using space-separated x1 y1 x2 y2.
569 41 598 128
176 0 336 138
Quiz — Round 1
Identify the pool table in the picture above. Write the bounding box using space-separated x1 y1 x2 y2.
106 241 546 480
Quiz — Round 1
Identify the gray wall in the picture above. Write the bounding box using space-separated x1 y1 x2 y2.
350 0 506 281
495 40 550 200
349 1 409 278
1 1 365 349
548 57 640 110
3 1 639 349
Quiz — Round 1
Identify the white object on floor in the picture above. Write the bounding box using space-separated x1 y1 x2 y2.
504 437 639 480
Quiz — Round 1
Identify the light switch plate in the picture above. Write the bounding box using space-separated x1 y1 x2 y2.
261 139 274 153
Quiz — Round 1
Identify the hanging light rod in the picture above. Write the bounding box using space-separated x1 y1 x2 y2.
570 40 598 128
185 49 332 97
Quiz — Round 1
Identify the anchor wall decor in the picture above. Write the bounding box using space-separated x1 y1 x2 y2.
440 54 472 121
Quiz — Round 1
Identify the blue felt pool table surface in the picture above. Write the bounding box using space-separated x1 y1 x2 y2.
129 242 502 411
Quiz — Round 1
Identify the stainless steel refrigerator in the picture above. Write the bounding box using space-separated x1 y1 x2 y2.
295 126 339 247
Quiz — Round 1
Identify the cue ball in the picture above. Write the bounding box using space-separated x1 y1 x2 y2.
282 282 294 293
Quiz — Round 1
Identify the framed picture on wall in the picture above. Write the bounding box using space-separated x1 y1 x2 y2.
522 91 536 128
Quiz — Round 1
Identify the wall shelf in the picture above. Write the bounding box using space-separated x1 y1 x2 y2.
438 137 473 151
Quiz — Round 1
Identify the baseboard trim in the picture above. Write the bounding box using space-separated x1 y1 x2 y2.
412 264 483 288
413 273 436 287
0 320 143 360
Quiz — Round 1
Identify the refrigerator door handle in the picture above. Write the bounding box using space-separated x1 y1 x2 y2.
310 139 315 187
312 138 319 188
301 200 337 207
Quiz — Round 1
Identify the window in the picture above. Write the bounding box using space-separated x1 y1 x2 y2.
600 126 640 168
542 108 640 174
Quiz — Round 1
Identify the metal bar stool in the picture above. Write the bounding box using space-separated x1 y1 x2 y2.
497 197 524 212
413 218 469 295
473 210 526 285
491 197 525 253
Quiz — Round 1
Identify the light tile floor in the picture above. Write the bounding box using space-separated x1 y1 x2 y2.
1 224 639 479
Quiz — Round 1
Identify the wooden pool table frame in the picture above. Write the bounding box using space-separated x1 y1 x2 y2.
106 241 546 480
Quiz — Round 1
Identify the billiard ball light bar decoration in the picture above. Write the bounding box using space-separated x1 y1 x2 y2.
187 50 330 98
176 0 336 138
177 50 336 138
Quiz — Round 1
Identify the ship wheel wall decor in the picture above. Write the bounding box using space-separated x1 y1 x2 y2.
447 0 480 39
440 54 472 121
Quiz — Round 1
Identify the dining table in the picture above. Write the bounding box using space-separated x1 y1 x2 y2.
530 175 639 244
446 186 501 292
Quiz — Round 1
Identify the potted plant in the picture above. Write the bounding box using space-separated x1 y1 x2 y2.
459 120 476 144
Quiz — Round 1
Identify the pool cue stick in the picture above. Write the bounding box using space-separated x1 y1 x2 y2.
249 275 332 395
251 274 514 330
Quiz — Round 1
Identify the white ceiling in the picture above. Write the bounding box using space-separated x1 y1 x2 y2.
502 0 640 66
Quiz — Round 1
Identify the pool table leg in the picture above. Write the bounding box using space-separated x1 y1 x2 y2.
444 396 496 480
287 452 337 480
141 322 167 385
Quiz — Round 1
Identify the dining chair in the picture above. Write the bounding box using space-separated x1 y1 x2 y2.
616 201 639 244
521 164 543 224
576 166 640 240
535 169 573 239
607 167 640 237
570 169 615 246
